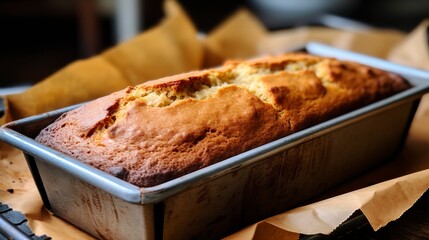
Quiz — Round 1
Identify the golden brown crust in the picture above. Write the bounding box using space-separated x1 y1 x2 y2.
35 53 411 187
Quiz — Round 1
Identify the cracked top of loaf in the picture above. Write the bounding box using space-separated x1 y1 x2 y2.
35 53 411 187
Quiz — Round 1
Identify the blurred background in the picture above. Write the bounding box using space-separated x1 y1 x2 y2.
0 0 428 89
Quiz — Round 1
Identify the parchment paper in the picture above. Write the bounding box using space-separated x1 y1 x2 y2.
1 1 428 239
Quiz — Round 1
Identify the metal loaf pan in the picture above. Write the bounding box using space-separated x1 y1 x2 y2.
1 43 429 240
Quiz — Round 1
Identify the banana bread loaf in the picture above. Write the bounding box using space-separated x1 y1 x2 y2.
35 53 411 187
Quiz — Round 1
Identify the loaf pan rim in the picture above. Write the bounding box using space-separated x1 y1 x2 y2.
1 43 429 204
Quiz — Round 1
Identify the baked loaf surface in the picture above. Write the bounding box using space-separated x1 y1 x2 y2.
35 53 411 187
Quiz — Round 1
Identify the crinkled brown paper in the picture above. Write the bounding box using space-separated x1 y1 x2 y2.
1 1 429 239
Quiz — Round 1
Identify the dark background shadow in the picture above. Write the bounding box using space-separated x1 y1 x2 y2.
0 0 428 88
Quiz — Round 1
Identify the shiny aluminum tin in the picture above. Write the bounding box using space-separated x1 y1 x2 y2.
1 43 429 239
